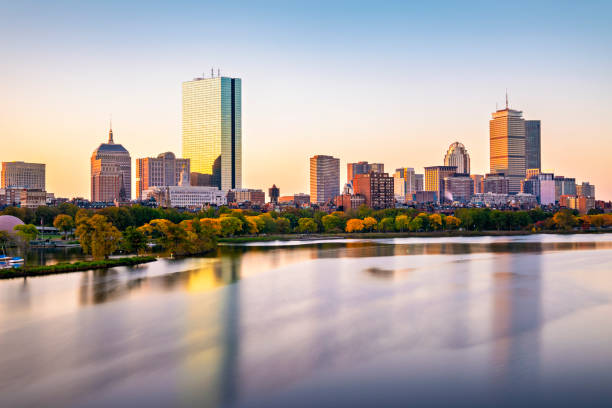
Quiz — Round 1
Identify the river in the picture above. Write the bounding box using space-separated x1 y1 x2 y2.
1 234 612 407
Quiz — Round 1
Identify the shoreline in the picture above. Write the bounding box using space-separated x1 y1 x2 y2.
0 256 157 280
219 229 612 244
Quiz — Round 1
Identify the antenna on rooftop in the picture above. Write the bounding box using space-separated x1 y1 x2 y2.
211 67 214 78
218 68 220 77
505 89 508 109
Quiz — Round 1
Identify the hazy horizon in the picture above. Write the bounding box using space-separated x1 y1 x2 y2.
1 1 611 200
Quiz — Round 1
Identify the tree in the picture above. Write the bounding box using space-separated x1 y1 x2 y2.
275 217 291 233
445 215 461 230
13 224 38 262
321 215 343 232
363 217 377 232
379 217 395 232
395 215 409 232
121 226 148 254
53 214 75 239
75 214 122 259
219 215 243 237
553 210 577 231
428 214 443 231
409 216 423 232
200 218 222 236
345 218 365 233
297 218 318 233
245 216 261 234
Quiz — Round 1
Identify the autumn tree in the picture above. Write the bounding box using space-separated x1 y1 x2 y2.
75 214 122 259
345 218 365 233
395 215 409 232
297 218 318 233
121 226 148 254
363 217 377 232
379 217 395 232
53 214 75 239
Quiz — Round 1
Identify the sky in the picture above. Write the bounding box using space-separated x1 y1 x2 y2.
1 0 611 200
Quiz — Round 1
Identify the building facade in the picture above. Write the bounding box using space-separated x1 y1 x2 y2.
525 120 541 171
347 161 384 183
182 75 242 191
490 107 526 194
576 182 595 198
424 166 457 203
471 174 484 194
135 152 190 199
443 142 470 174
142 185 226 208
333 194 366 211
268 185 280 203
228 189 266 206
19 189 47 209
1 161 45 190
444 175 474 203
353 172 394 209
310 155 340 204
91 127 131 202
483 173 509 195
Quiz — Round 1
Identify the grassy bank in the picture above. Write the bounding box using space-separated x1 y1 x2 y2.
219 229 612 244
0 256 157 279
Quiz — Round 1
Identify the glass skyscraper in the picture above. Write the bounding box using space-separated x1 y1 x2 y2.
525 120 541 171
182 76 242 191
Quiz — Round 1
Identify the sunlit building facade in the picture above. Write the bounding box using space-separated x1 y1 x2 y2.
347 161 384 184
424 165 456 203
91 126 131 202
182 75 242 191
1 161 45 190
490 108 526 194
135 152 190 199
443 142 470 174
310 155 340 204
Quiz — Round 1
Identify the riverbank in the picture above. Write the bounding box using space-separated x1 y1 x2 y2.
219 228 612 243
0 256 157 279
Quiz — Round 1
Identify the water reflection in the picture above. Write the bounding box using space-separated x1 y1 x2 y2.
1 235 612 408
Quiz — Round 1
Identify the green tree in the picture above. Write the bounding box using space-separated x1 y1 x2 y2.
14 224 39 262
379 217 396 232
297 218 318 233
121 226 148 254
553 210 577 231
275 217 291 233
219 216 243 237
321 215 344 232
395 215 410 232
53 214 75 239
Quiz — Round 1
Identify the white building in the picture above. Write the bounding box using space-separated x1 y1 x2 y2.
143 186 227 208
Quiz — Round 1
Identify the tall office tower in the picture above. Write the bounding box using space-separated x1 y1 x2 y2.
1 161 45 190
415 174 424 191
393 167 417 198
91 126 131 202
353 172 394 209
525 120 541 171
310 155 340 204
268 184 280 203
135 152 190 199
182 75 242 191
424 165 457 203
470 174 484 194
346 161 384 183
443 142 471 174
490 102 526 194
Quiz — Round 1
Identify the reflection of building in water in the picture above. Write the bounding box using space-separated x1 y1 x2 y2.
489 251 542 392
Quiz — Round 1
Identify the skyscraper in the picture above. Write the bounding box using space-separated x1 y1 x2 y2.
91 126 131 202
1 161 45 190
310 155 340 204
524 120 541 171
443 142 470 174
490 102 526 194
182 75 242 191
424 165 457 203
135 152 190 199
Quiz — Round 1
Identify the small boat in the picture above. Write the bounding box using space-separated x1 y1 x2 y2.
8 257 24 265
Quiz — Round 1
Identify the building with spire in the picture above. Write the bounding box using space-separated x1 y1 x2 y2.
489 95 526 194
91 124 131 202
443 142 470 174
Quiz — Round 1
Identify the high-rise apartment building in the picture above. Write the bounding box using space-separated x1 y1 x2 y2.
135 152 190 199
353 172 394 209
393 167 417 200
525 120 541 171
577 182 595 198
424 165 457 203
554 176 576 203
182 75 242 191
443 142 470 174
347 161 384 183
268 185 280 204
490 105 526 194
91 126 131 202
1 161 45 190
310 155 340 204
415 174 424 192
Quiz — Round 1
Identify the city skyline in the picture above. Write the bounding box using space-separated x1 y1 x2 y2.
1 1 611 200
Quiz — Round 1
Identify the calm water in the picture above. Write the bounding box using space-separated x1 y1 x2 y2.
2 234 612 407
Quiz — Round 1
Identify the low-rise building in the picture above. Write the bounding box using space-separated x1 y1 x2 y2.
20 189 47 209
228 189 266 206
142 186 227 208
483 173 509 195
333 194 366 211
444 175 474 203
412 191 437 204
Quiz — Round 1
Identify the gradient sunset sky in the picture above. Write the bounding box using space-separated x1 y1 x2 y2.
1 1 611 199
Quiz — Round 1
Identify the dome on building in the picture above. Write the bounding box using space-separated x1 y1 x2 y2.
0 215 25 235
